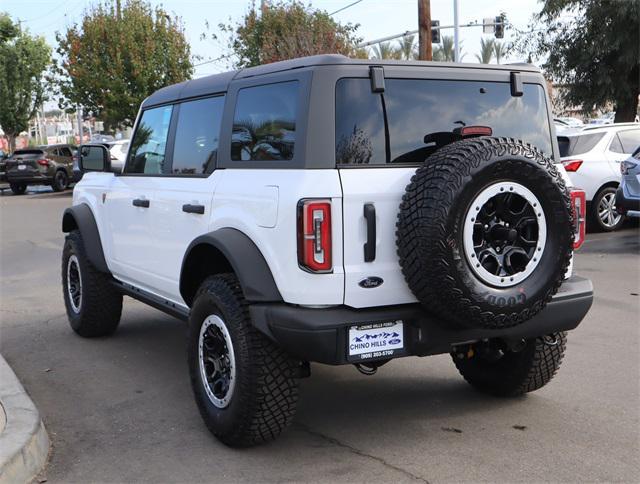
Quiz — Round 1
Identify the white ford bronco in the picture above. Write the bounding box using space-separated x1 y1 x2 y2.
62 55 593 447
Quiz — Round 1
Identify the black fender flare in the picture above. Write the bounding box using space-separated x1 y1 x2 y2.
180 228 282 305
62 204 109 273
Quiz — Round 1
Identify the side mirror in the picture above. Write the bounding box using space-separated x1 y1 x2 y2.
79 144 111 173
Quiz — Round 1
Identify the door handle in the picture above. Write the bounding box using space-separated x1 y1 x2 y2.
132 198 150 208
363 203 376 262
182 204 205 214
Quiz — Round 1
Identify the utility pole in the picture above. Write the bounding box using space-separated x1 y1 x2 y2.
418 0 432 61
453 0 460 62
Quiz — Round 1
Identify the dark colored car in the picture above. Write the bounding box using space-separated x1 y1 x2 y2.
0 149 8 182
5 144 77 195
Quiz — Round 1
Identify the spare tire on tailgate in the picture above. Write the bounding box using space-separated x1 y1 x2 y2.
396 137 573 330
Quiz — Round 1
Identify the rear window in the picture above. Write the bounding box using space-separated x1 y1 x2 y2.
11 149 44 157
557 133 605 157
336 78 553 165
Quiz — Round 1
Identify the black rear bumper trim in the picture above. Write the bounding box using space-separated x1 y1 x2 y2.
249 276 593 365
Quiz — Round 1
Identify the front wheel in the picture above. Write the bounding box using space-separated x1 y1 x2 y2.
62 230 122 337
590 186 624 232
188 274 300 447
452 332 567 397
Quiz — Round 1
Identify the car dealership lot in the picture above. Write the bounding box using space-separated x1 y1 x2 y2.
1 187 638 483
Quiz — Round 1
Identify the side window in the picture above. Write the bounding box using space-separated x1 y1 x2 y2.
126 105 173 174
59 147 73 157
609 134 624 153
617 129 640 154
335 79 386 165
231 81 298 161
172 96 225 175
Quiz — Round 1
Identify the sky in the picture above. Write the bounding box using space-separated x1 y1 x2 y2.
2 0 544 79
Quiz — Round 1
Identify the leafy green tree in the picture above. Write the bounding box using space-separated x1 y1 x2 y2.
476 38 495 64
54 0 193 131
493 41 508 64
515 0 639 122
218 1 362 68
0 14 50 152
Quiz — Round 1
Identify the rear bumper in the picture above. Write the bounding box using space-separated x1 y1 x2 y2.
250 276 593 365
6 172 52 185
616 186 640 216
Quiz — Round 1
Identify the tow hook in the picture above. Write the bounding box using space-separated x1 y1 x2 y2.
354 358 391 376
543 334 559 346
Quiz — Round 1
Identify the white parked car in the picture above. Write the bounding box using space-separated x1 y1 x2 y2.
559 123 640 231
106 140 130 171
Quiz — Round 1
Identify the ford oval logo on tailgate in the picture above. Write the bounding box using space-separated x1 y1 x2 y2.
359 277 383 289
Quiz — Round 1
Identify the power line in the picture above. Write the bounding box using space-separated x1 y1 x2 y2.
329 0 364 16
193 53 234 67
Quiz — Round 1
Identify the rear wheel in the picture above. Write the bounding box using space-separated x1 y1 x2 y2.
9 183 26 195
590 186 624 232
52 170 68 192
188 274 299 447
452 332 567 396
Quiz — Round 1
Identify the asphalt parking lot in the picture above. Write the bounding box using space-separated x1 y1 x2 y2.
1 186 639 483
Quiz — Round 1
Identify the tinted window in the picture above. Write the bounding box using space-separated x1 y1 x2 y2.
617 129 640 154
231 81 298 161
609 134 624 153
126 105 173 174
336 79 553 165
59 147 73 157
557 133 605 157
172 96 225 175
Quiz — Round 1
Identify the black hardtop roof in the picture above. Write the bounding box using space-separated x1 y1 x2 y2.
142 54 541 109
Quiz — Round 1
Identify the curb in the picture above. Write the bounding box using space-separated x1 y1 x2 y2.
0 355 50 484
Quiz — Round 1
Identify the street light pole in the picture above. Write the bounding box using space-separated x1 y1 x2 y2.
453 0 460 62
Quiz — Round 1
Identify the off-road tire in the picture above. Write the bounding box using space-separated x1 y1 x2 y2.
396 137 573 330
188 274 299 447
62 230 122 337
10 183 26 195
52 170 68 192
589 185 624 232
452 332 567 396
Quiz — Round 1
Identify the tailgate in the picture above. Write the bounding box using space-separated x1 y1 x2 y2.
339 168 418 308
6 151 43 172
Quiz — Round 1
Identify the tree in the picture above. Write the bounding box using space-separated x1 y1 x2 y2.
0 14 50 152
515 0 639 122
433 35 464 62
54 0 193 131
476 38 495 64
371 41 401 60
218 1 362 68
493 41 508 64
397 35 417 60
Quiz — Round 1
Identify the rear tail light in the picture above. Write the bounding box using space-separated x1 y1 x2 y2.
36 158 49 166
621 160 637 175
297 199 332 273
570 189 586 249
562 159 583 172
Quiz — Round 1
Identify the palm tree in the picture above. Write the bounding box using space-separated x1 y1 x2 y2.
493 41 508 64
433 35 456 61
371 42 400 60
475 38 495 64
397 35 416 60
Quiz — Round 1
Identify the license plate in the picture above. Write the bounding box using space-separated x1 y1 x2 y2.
347 320 404 361
18 164 26 170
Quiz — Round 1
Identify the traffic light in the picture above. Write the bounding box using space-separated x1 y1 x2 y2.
495 16 504 39
431 20 440 44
